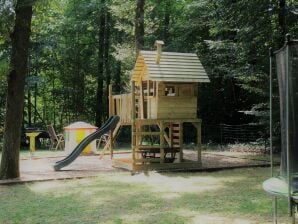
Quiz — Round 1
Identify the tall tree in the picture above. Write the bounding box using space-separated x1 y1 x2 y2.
0 0 34 179
104 8 111 119
135 0 145 53
95 0 106 127
163 0 170 44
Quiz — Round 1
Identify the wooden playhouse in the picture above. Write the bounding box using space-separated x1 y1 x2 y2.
107 41 210 171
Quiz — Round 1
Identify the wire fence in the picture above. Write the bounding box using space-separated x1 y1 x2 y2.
183 123 268 152
201 124 267 144
116 123 268 146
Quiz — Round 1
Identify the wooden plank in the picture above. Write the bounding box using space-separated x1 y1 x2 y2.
109 129 113 159
149 75 208 81
112 158 203 172
141 50 198 57
144 54 200 61
133 131 161 136
145 61 204 66
152 78 210 83
192 122 202 163
151 76 209 81
145 58 201 63
137 145 161 149
149 69 208 78
169 123 173 148
149 98 157 119
178 122 183 162
158 96 196 105
144 64 204 69
139 80 144 119
157 114 197 120
159 122 165 164
148 68 207 73
164 133 171 146
157 107 197 114
146 61 202 67
131 81 136 164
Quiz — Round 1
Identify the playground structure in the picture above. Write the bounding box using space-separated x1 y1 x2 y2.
54 116 120 171
263 35 298 223
107 40 210 171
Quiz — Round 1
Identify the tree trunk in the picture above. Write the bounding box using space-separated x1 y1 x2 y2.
104 9 111 119
278 0 286 45
163 1 170 44
27 88 32 126
0 1 34 179
95 0 106 127
135 0 145 54
114 61 121 93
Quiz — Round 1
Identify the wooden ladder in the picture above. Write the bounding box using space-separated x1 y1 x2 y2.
171 122 183 162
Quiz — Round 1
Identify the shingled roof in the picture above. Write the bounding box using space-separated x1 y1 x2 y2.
131 50 210 83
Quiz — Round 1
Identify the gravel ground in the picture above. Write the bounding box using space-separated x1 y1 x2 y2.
0 149 271 184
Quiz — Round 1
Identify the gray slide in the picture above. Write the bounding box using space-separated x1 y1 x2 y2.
54 116 120 171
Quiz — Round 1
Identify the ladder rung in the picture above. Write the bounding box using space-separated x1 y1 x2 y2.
137 145 161 149
133 132 161 136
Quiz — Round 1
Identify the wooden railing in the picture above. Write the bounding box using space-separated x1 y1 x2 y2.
110 93 132 125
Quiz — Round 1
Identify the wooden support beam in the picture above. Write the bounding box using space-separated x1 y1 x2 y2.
131 81 136 164
178 122 183 163
133 132 161 136
139 80 144 119
169 122 173 147
109 129 114 159
159 122 165 163
192 122 202 163
109 84 113 116
137 145 161 149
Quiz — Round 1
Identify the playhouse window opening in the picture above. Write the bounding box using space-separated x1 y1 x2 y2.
165 86 176 96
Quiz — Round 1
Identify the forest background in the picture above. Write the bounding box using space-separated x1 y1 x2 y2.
0 0 297 139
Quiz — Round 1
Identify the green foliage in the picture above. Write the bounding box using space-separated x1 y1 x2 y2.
1 0 297 133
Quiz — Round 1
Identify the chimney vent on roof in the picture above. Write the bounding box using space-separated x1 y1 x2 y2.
155 40 164 64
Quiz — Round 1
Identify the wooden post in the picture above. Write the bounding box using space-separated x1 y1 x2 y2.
131 81 136 165
110 129 114 159
109 84 113 116
160 122 165 163
139 80 144 119
178 122 183 163
194 122 202 163
169 122 173 148
147 80 150 118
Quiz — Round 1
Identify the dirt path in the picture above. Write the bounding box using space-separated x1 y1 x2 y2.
0 150 271 185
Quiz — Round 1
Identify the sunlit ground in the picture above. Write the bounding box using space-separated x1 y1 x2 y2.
0 167 292 224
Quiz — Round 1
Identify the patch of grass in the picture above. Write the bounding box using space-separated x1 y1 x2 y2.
0 168 292 223
203 150 280 163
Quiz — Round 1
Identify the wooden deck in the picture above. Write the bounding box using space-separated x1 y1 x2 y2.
112 158 202 172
